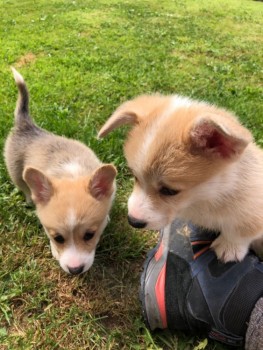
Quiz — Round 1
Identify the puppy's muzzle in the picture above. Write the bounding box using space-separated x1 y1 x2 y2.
68 265 84 275
128 215 147 229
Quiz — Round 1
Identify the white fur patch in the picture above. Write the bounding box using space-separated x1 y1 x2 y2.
211 234 252 262
170 95 194 110
11 67 25 85
62 161 83 177
67 208 77 231
139 95 194 164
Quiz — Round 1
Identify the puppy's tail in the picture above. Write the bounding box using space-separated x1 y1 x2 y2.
11 67 33 127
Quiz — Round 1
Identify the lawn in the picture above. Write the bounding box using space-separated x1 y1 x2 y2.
0 0 262 349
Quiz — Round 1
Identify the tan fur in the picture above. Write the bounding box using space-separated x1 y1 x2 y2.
99 94 263 262
4 68 117 274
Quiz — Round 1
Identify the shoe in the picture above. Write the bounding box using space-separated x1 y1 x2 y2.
140 219 263 347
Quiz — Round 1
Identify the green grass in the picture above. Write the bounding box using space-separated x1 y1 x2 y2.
0 0 262 349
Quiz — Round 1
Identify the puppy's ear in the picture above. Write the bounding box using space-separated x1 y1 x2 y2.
89 164 117 200
98 105 138 138
189 114 253 159
98 94 164 138
23 167 54 204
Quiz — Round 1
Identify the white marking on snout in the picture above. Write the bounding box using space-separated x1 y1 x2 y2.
128 188 165 228
59 245 95 274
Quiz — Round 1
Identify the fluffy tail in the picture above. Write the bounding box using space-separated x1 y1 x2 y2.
11 67 32 126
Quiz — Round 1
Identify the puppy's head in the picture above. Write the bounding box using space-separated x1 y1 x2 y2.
23 164 116 274
99 95 252 230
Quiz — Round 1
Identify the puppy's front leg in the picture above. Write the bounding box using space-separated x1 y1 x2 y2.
211 231 252 262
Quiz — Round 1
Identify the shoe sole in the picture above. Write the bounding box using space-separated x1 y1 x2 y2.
140 225 171 330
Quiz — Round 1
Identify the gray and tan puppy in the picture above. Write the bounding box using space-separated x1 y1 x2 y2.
4 68 117 274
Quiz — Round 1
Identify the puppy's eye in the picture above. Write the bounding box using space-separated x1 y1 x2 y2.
54 234 65 244
83 231 95 241
159 186 180 196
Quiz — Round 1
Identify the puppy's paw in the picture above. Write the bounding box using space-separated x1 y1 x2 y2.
211 235 248 262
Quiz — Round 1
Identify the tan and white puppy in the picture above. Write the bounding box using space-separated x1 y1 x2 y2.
99 94 263 262
4 68 117 274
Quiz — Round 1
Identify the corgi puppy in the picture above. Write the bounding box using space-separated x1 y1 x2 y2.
4 68 117 274
98 94 263 262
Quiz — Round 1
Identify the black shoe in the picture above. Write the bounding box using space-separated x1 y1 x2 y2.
140 219 263 347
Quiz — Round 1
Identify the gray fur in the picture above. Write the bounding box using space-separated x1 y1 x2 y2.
4 68 101 201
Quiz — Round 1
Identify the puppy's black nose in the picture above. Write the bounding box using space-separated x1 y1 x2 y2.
68 265 84 275
128 215 147 229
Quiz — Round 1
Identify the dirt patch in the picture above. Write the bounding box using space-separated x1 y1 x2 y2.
15 53 37 67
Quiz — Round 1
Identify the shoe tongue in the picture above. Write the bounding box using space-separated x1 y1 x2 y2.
167 220 219 261
189 224 220 259
168 228 194 261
